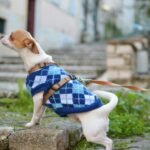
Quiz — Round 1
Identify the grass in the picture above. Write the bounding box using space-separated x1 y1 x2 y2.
109 91 150 138
0 80 33 114
0 80 150 149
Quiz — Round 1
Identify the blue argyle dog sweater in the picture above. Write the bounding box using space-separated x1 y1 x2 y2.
26 64 103 117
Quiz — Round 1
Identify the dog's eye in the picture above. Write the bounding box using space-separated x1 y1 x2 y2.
10 33 14 41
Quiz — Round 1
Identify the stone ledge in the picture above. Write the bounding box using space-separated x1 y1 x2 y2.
0 127 14 150
0 120 82 150
9 128 68 150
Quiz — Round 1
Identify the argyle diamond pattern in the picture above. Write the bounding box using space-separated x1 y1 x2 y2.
26 64 103 116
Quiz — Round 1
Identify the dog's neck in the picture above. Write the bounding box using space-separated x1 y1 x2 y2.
19 42 53 71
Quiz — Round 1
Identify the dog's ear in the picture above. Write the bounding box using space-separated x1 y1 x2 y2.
23 38 39 54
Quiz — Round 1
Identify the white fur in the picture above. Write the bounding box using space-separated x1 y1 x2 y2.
0 34 118 150
19 42 53 71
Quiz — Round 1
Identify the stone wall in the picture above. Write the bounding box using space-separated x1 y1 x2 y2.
35 0 83 50
107 44 135 81
106 37 149 82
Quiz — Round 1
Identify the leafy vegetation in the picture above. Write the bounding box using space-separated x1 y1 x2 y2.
104 21 122 39
109 91 150 137
147 7 150 17
0 80 33 114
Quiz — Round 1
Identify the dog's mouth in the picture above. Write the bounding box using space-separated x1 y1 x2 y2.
0 35 4 40
0 35 14 50
1 41 15 50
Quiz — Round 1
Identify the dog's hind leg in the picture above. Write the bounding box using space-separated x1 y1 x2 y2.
86 134 113 150
77 112 112 150
84 130 113 150
25 92 45 128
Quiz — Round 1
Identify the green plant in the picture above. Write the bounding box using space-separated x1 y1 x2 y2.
0 79 33 114
109 91 150 138
147 7 150 17
105 21 122 39
72 138 103 150
109 113 145 138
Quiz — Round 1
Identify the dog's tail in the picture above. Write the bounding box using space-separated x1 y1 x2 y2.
94 90 118 114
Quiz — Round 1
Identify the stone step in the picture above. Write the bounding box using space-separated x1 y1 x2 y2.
52 53 105 60
0 64 103 74
0 57 22 64
48 44 106 54
51 48 105 54
0 119 82 150
0 82 19 92
0 70 97 83
65 66 105 77
1 48 104 55
0 58 105 67
0 64 25 72
56 60 105 66
0 72 26 82
0 55 105 66
1 53 104 59
51 51 103 56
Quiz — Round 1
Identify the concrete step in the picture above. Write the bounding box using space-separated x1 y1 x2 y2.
48 43 106 54
0 72 26 82
0 58 105 67
0 56 22 64
0 64 25 72
0 55 105 66
0 64 104 76
51 53 105 60
0 70 97 83
56 60 105 66
0 82 19 92
64 65 104 75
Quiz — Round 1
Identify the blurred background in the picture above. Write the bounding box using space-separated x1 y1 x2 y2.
0 0 150 93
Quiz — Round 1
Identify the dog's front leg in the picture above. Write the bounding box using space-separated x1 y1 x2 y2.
25 92 45 128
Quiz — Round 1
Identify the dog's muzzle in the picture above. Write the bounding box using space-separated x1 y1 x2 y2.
0 34 4 40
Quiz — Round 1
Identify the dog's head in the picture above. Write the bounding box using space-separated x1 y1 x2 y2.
0 29 39 54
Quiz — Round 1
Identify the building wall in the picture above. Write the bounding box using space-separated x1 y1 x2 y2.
0 0 28 56
0 0 84 54
0 0 28 34
35 0 83 50
0 0 106 53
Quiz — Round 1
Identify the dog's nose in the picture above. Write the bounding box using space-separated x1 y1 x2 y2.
0 35 4 40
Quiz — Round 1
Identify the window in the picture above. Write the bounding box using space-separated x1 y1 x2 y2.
0 18 5 33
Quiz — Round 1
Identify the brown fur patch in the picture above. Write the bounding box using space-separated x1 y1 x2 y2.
9 29 39 54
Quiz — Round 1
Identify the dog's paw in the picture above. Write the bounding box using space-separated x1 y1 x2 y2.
25 122 35 128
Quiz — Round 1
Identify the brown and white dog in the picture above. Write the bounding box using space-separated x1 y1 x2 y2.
0 29 118 150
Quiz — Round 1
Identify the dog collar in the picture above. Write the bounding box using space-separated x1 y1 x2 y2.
28 62 57 74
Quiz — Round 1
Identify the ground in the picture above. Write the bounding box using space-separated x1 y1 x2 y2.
0 111 150 150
